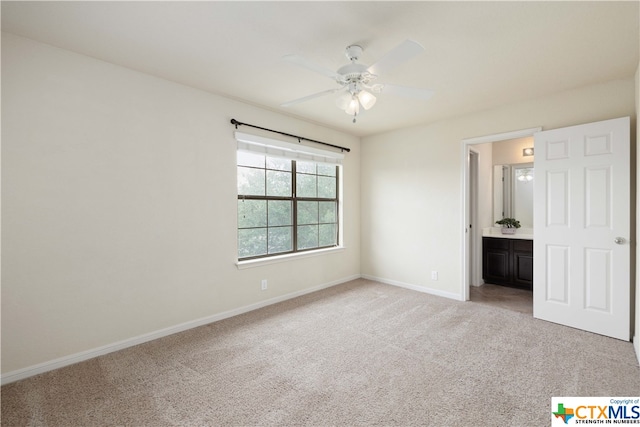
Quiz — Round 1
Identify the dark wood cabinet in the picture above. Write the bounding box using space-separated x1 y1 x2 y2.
482 237 533 290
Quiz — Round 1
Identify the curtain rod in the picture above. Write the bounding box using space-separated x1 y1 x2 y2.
230 119 351 153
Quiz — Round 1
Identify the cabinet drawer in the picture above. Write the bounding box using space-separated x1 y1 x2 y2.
513 239 533 253
483 237 510 250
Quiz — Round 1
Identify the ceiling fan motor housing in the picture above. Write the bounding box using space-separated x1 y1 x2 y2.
337 45 377 86
337 62 375 86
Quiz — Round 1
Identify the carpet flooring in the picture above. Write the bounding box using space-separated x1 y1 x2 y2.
2 278 639 426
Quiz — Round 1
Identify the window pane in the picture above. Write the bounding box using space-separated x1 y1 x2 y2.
297 201 318 225
296 173 317 198
317 164 336 177
297 225 318 250
238 228 267 258
317 176 336 199
237 153 339 260
237 151 265 168
266 170 292 197
266 157 291 171
319 201 336 224
238 200 267 228
268 200 292 226
296 161 316 174
268 226 292 254
319 224 337 247
238 167 265 196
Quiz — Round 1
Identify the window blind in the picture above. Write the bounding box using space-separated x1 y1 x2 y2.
235 131 344 165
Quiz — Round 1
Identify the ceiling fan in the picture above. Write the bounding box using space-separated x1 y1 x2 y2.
281 39 434 123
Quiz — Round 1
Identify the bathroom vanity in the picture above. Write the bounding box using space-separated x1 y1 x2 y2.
482 228 533 290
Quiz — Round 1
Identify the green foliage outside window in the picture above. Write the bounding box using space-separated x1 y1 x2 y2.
237 153 339 260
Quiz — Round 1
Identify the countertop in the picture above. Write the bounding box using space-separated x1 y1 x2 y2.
482 227 533 240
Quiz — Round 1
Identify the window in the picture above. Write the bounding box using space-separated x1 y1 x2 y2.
235 132 343 261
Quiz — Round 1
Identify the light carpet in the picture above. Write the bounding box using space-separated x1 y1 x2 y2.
2 278 639 426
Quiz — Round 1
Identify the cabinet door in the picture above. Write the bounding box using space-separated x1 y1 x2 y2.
513 240 533 290
483 239 510 284
513 252 533 289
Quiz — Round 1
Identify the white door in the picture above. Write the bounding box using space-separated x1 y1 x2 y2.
533 117 630 341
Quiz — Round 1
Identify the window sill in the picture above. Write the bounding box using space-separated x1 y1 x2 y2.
236 246 345 270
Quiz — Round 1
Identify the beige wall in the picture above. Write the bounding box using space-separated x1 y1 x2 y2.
3 31 639 376
1 33 361 375
492 137 535 166
361 77 636 298
475 143 494 235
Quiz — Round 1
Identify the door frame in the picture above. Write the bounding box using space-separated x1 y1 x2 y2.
460 127 541 301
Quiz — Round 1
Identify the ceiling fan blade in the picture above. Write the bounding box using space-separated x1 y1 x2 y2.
379 84 434 100
280 87 343 107
283 54 342 81
367 39 424 77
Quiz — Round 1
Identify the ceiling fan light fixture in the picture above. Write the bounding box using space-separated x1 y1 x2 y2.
357 90 377 110
335 92 352 110
344 96 360 115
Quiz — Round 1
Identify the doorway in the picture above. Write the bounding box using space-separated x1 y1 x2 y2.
461 127 541 302
469 284 533 314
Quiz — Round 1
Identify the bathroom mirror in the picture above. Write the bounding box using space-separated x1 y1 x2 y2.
493 162 534 228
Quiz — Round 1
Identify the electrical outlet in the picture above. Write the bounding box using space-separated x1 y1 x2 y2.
431 271 438 281
261 279 268 290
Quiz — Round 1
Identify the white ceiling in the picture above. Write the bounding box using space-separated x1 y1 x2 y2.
2 1 638 137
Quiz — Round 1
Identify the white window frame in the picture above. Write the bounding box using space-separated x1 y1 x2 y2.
235 132 345 269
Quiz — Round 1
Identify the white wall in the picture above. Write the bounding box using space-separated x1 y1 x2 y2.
361 77 636 297
1 33 361 376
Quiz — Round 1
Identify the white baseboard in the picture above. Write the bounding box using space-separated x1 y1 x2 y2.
634 335 640 365
361 274 464 301
1 274 360 386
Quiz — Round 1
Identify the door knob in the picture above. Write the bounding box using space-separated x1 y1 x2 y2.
614 237 625 244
